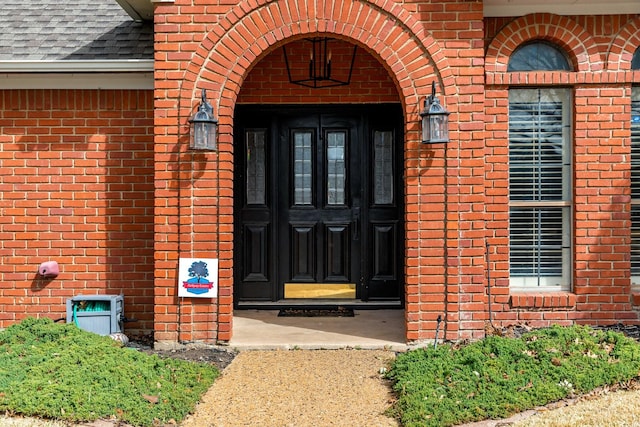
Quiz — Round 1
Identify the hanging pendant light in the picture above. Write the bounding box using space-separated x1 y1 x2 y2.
283 37 357 88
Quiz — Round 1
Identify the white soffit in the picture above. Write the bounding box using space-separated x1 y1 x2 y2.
0 60 153 73
0 73 153 90
0 60 153 89
484 0 640 16
115 0 154 21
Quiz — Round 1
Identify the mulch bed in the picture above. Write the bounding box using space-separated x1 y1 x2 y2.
123 322 640 372
126 333 238 371
590 323 640 340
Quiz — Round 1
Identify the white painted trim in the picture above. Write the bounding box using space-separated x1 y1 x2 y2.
510 276 566 289
0 73 153 90
484 1 639 16
0 60 153 73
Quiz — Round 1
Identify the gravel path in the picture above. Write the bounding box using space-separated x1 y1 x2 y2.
180 349 399 427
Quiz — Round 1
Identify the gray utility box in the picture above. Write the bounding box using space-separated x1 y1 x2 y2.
66 294 124 336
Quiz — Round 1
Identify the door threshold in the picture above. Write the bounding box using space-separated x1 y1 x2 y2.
236 299 403 310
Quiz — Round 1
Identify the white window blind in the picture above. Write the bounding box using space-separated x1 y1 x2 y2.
509 88 572 289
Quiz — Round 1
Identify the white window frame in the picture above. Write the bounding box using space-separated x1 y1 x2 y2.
508 88 573 291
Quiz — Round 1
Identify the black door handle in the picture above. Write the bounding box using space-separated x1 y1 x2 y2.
352 208 360 241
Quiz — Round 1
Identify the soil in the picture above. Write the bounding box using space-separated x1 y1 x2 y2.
137 345 237 371
125 322 640 373
126 334 238 372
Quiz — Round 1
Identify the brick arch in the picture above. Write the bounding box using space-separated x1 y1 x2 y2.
485 13 601 74
178 0 453 139
607 17 640 71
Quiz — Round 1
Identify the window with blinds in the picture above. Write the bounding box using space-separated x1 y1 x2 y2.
631 87 640 285
508 88 572 289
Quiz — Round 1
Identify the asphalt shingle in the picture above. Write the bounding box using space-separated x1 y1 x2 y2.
0 0 153 61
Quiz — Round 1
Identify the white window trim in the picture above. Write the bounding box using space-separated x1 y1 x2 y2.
508 88 573 291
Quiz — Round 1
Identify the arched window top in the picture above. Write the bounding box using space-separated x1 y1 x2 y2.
508 41 572 72
633 47 640 70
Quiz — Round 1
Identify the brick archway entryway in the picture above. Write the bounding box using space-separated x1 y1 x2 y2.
153 0 467 347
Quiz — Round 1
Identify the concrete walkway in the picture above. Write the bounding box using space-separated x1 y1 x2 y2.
230 309 410 350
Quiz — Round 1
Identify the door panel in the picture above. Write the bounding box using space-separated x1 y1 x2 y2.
371 222 397 278
325 222 351 281
281 114 358 298
234 105 403 305
364 124 402 301
290 223 316 281
235 124 274 300
242 223 269 282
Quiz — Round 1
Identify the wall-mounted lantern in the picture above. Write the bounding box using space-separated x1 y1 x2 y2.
420 81 450 144
189 89 218 151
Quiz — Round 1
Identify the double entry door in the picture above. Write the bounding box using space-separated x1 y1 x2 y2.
234 105 403 305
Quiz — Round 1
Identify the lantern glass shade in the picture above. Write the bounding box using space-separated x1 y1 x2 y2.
422 105 449 144
190 113 217 150
189 90 218 151
420 83 450 144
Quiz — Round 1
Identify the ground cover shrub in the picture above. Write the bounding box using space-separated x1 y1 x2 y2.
387 325 640 427
0 318 218 426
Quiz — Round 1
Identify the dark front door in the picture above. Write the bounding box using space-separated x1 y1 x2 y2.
234 105 403 306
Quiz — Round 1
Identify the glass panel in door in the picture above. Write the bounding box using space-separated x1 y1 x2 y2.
246 130 266 205
293 131 313 206
373 130 393 205
326 131 346 206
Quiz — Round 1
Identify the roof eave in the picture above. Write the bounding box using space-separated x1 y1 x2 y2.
115 0 154 22
484 0 640 17
0 59 154 73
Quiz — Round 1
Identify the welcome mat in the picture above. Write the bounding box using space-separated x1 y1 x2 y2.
277 307 355 317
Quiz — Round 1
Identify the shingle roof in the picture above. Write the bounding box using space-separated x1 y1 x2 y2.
0 0 153 61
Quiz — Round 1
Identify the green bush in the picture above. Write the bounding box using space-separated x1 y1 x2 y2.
0 318 218 426
387 325 640 427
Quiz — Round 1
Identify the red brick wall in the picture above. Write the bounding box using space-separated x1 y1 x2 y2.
485 14 640 330
0 89 154 335
153 0 640 346
153 0 485 345
238 38 399 104
2 7 637 347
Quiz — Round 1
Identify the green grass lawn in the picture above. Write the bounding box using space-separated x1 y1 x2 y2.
386 324 640 427
0 318 218 427
6 318 640 427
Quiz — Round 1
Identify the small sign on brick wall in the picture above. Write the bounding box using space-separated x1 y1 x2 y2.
178 258 218 298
